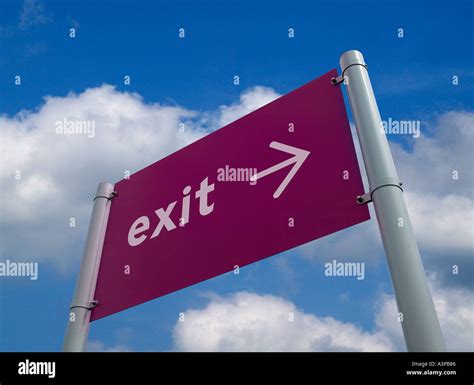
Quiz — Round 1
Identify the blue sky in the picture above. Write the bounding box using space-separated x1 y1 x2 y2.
0 0 473 352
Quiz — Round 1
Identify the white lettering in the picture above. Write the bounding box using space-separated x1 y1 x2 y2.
128 216 150 247
128 176 215 247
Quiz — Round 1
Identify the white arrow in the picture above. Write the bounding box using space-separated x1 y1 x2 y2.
250 141 310 199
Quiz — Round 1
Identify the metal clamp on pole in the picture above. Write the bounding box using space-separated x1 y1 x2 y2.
331 63 368 85
331 75 345 85
340 50 445 352
69 299 99 311
356 192 372 205
63 182 115 352
357 182 404 205
94 191 118 201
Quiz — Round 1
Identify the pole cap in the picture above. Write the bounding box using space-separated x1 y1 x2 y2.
340 50 366 71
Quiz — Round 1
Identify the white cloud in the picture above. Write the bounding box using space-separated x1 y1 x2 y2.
405 192 474 254
1 83 472 352
217 86 280 127
86 340 131 352
19 0 50 30
0 84 275 271
300 111 474 269
170 109 474 352
431 280 474 351
391 111 474 256
173 277 474 352
3 83 470 273
173 291 393 352
374 276 474 352
0 85 198 270
392 111 473 198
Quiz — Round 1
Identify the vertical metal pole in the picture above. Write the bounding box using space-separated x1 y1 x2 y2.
339 50 445 352
63 182 115 352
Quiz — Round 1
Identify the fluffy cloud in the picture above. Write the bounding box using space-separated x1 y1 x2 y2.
392 111 474 257
431 281 474 351
173 291 393 352
86 340 131 352
1 85 197 270
392 111 473 198
2 83 471 352
0 84 276 271
405 192 474 254
300 111 474 280
217 86 280 127
19 0 50 30
3 83 470 272
374 276 474 352
173 277 474 352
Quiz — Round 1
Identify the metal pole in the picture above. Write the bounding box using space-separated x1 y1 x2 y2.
63 182 115 352
338 50 445 352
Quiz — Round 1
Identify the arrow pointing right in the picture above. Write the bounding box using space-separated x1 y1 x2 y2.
250 141 311 199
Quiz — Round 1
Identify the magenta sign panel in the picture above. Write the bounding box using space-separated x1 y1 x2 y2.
91 69 369 321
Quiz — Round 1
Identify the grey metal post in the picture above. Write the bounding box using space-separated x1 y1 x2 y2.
63 182 115 352
338 50 445 352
